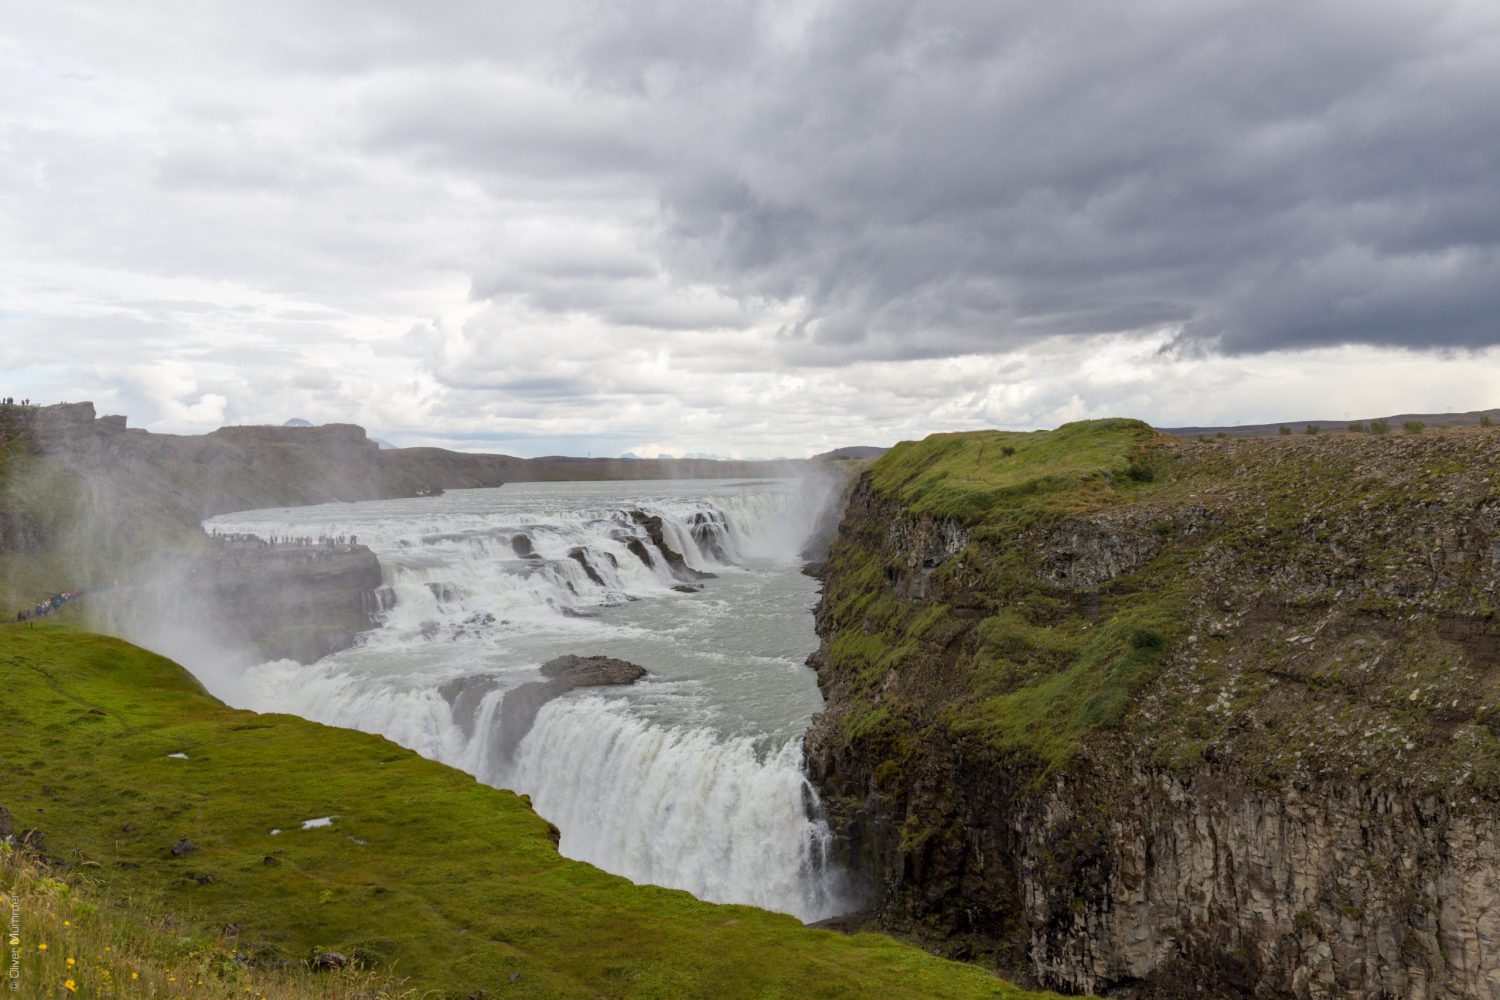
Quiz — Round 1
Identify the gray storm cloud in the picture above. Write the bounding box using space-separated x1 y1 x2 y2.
316 0 1500 358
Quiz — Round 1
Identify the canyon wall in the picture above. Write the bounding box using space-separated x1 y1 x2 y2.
807 422 1500 998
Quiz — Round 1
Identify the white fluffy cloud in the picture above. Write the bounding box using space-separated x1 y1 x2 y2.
2 1 1498 456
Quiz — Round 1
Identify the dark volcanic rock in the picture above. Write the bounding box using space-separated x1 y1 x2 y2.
624 536 654 567
627 510 715 582
114 543 388 665
806 433 1500 998
568 547 606 586
510 533 540 559
538 654 648 686
170 838 197 857
686 510 730 563
438 673 501 741
445 655 649 765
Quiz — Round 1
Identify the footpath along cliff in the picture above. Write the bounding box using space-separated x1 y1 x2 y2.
806 420 1500 998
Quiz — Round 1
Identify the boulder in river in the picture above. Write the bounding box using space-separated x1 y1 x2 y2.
538 654 648 686
442 655 648 766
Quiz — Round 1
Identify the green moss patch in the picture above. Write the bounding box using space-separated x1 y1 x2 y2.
867 419 1161 526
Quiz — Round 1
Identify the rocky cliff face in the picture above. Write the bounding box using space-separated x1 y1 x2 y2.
0 405 393 658
189 543 386 663
80 541 387 665
806 424 1500 998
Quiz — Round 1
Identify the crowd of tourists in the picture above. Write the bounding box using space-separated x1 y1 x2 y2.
208 530 363 568
210 529 359 549
13 580 114 623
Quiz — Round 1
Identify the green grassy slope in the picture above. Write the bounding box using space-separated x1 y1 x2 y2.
1 624 1052 999
866 419 1161 526
820 421 1500 786
820 420 1177 773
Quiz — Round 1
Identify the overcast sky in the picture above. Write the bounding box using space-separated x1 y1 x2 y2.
3 1 1498 457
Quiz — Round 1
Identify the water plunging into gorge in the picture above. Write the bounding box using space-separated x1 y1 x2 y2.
202 478 852 921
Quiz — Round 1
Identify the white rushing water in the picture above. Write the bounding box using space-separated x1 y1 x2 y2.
202 476 851 920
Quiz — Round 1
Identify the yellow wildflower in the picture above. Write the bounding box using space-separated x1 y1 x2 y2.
63 920 70 927
66 957 75 966
64 979 76 993
131 972 139 981
37 943 47 951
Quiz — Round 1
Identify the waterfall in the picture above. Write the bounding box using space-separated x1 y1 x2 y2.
510 697 843 919
205 478 852 922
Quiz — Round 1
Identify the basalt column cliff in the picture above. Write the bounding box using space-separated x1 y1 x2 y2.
806 421 1500 998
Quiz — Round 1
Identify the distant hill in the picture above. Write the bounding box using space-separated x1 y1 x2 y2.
1164 407 1500 438
283 417 314 427
811 445 889 461
1 404 808 523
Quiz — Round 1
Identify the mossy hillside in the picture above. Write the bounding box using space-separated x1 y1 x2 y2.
816 419 1179 779
0 625 1053 999
1122 429 1500 786
866 419 1162 526
805 424 1500 988
816 425 1500 798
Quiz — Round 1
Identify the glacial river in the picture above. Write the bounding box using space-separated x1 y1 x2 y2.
201 478 851 921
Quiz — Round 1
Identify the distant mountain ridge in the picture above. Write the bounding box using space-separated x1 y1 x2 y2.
811 445 889 461
1164 407 1500 438
3 403 812 524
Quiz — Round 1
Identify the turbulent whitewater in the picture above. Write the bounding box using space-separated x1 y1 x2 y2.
203 477 851 921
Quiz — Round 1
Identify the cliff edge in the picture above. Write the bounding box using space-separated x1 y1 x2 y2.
806 420 1500 997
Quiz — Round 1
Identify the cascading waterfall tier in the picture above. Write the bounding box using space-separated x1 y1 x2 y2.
206 478 853 921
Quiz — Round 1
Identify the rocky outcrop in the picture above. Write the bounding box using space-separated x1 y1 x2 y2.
91 542 386 664
442 655 648 764
190 543 386 663
569 547 609 586
806 430 1500 998
627 510 715 582
1017 770 1500 997
538 654 648 686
